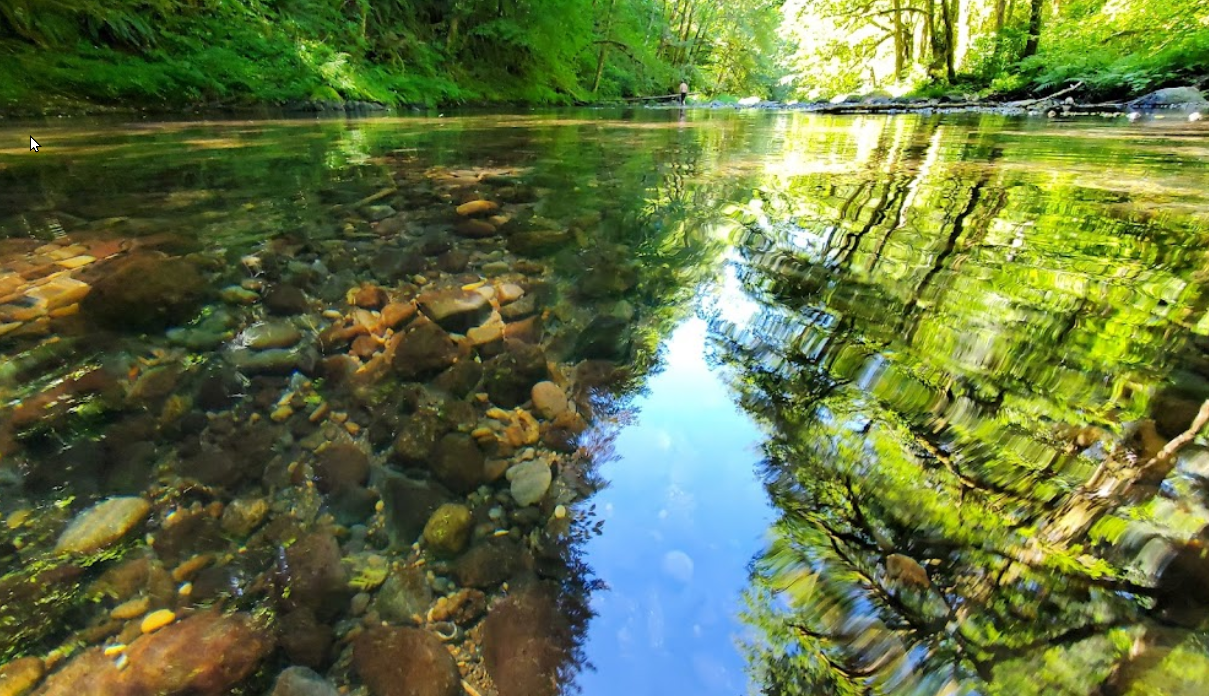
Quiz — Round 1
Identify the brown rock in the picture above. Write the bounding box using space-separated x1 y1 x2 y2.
353 283 389 309
54 497 151 556
381 302 417 330
530 381 569 420
278 532 350 621
0 657 44 696
482 585 570 696
353 627 461 696
393 412 448 466
417 289 491 334
381 475 454 545
82 253 206 330
391 320 459 380
351 334 379 359
279 607 334 669
33 611 272 696
453 538 527 589
455 200 499 217
314 443 370 494
431 433 485 495
503 315 542 344
455 219 496 238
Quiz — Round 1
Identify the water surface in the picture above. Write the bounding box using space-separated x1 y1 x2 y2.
1 110 1209 696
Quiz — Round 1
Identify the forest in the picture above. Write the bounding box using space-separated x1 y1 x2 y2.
0 0 1207 111
0 0 1204 109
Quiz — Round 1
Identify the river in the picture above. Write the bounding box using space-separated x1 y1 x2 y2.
1 110 1208 695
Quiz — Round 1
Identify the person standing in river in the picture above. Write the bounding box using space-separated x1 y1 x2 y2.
679 80 689 105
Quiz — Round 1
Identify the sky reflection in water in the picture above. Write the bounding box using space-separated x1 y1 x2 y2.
579 316 770 695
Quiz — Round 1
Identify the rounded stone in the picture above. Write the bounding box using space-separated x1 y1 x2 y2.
352 626 461 696
508 459 552 507
530 381 569 420
422 504 473 557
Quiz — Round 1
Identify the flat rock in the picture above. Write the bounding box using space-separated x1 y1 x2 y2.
55 497 151 555
417 289 491 333
496 283 524 304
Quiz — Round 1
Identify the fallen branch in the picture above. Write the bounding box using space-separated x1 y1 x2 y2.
1008 80 1085 107
1149 398 1209 466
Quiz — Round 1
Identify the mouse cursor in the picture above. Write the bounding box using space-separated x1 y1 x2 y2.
30 137 40 152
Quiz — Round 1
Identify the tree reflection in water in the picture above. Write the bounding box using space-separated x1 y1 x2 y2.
707 117 1209 694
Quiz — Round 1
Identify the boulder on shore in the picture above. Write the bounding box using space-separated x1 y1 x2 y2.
1129 86 1208 110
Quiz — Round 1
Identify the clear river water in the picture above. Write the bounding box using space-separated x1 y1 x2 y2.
1 109 1209 696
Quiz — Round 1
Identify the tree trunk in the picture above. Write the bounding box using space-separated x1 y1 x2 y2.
1023 0 1043 57
592 0 618 93
893 0 905 80
943 0 957 81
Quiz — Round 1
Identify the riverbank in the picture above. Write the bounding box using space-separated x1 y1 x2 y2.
667 84 1209 120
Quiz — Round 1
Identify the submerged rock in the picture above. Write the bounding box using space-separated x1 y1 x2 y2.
572 315 631 361
313 443 370 494
264 284 311 315
241 320 302 350
353 626 461 696
381 474 454 545
530 381 569 420
271 666 340 696
417 289 491 333
278 532 350 621
454 537 527 589
394 412 448 466
83 254 206 330
33 611 272 696
54 496 151 556
278 607 334 669
422 503 473 557
482 585 570 696
392 320 459 380
374 567 434 624
364 205 397 222
455 200 499 217
483 341 548 407
507 228 572 256
431 433 485 495
508 459 552 507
